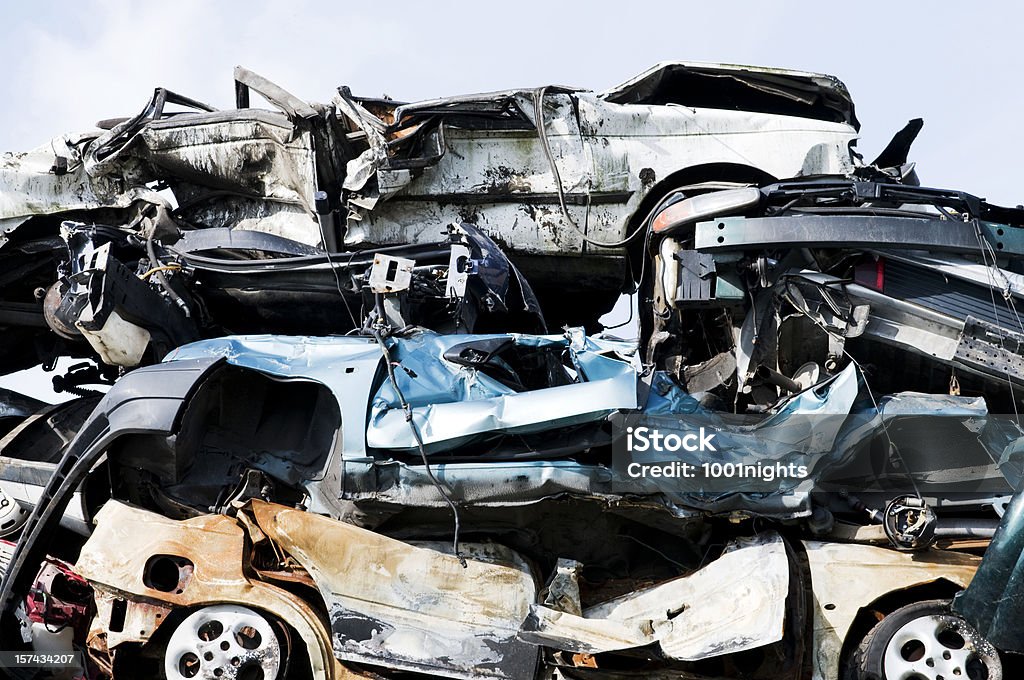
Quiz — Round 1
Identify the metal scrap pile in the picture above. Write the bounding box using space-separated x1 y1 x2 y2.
0 62 1021 680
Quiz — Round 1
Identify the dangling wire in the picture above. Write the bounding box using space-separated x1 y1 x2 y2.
534 86 649 249
780 288 922 499
370 319 467 568
959 210 1024 428
316 217 360 330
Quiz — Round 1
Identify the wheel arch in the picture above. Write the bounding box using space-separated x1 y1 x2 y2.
626 161 777 239
837 578 964 677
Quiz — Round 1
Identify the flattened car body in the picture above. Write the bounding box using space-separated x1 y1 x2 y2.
4 59 1024 680
0 62 862 377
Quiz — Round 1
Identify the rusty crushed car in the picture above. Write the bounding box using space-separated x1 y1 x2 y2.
0 63 1020 680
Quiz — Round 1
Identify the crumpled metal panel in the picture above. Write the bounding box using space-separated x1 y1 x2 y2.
367 331 638 453
520 532 789 660
250 500 539 679
166 329 639 456
107 114 316 205
74 501 339 680
0 136 165 248
1 108 324 251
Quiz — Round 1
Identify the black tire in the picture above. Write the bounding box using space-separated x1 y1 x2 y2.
844 599 1001 680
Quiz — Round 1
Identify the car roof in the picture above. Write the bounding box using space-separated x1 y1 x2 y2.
601 61 859 129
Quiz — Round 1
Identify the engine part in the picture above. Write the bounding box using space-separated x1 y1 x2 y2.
883 495 938 550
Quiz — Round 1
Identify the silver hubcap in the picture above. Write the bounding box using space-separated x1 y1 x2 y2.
164 604 281 680
883 613 1001 680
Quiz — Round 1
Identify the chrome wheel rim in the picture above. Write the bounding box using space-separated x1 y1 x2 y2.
164 604 281 680
882 613 1001 680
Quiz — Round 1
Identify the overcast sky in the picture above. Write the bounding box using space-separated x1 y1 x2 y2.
4 1 1022 203
1 1 1022 399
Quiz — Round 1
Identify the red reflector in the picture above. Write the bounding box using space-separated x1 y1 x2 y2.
853 258 885 291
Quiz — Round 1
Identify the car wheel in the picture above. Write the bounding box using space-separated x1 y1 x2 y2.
845 599 1001 680
163 604 283 680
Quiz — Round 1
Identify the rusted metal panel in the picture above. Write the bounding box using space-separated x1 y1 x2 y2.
89 591 172 650
250 500 539 679
75 501 339 680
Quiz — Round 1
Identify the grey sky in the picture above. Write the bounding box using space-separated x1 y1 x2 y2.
1 0 1021 399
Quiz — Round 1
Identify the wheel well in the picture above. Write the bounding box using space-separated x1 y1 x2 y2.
626 162 777 235
624 162 777 284
628 162 777 352
107 364 340 518
837 578 963 673
120 602 318 680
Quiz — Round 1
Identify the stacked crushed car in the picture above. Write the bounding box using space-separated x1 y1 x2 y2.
0 62 1020 680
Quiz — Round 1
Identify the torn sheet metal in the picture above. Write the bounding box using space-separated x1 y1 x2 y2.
367 331 637 453
250 500 539 679
75 501 338 680
520 532 789 660
167 329 639 456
